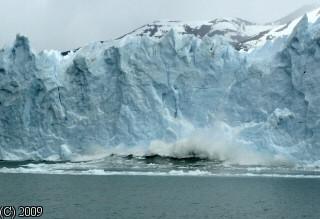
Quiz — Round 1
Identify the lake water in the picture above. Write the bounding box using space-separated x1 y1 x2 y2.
0 173 320 219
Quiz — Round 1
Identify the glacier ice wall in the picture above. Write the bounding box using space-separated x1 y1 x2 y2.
1 16 320 162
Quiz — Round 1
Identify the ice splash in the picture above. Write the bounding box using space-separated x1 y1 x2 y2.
146 121 290 166
61 121 292 166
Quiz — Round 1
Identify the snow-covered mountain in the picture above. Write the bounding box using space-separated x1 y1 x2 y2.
272 3 320 25
116 18 272 51
115 5 320 52
1 6 320 164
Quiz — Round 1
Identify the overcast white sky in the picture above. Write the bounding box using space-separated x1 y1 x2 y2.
0 0 318 51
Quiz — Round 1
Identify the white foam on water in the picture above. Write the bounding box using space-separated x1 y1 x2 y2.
1 162 320 178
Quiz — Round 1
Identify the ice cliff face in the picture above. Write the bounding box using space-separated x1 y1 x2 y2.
1 8 320 163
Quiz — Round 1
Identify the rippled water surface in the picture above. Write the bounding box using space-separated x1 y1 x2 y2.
1 173 320 219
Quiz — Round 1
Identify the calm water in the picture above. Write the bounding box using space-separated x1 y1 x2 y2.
0 173 320 219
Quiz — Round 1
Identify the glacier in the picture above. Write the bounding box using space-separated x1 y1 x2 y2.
1 9 320 165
